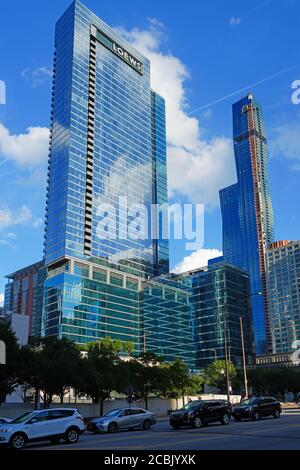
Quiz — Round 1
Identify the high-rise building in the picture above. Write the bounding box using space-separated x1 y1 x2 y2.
220 94 274 354
41 1 170 348
44 0 168 277
183 263 254 369
267 240 300 354
4 261 45 338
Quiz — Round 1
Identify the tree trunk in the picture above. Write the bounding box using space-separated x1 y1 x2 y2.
34 388 40 410
145 394 148 410
100 399 104 416
60 394 64 404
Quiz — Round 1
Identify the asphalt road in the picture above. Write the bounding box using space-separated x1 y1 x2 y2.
25 411 300 451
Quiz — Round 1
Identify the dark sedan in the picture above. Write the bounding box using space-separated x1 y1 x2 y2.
170 399 231 429
232 396 281 421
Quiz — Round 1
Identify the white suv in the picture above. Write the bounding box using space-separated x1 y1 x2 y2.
0 408 85 449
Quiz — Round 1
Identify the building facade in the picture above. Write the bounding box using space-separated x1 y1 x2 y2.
41 1 181 357
267 240 300 354
44 0 168 278
184 263 254 369
143 273 195 369
4 261 45 338
220 94 274 355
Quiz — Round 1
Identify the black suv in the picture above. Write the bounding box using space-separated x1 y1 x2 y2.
170 400 232 429
232 396 281 421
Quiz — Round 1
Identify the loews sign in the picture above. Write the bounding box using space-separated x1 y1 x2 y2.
94 27 144 75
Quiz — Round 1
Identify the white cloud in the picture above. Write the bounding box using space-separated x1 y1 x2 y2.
7 232 17 240
0 124 49 167
270 121 300 170
0 293 4 307
119 21 236 208
21 66 52 87
173 248 223 274
0 205 42 230
229 17 241 26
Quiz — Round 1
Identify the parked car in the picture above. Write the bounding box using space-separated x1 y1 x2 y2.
0 408 85 450
232 396 281 421
87 407 156 433
170 399 232 429
0 417 11 424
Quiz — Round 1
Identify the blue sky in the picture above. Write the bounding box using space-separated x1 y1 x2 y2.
1 0 300 299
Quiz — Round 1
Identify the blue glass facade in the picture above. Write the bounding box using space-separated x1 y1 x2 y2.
41 1 180 356
267 241 300 354
143 274 195 369
220 94 274 355
185 263 254 369
42 258 142 350
44 0 168 278
151 91 169 276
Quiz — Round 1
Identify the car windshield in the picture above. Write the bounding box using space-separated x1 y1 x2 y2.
240 398 257 406
182 401 203 410
103 409 122 417
10 411 37 424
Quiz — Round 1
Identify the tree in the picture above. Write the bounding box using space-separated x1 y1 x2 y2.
202 360 237 393
0 322 22 406
248 367 300 399
76 338 122 415
115 352 168 410
20 337 83 407
166 358 202 405
132 352 165 410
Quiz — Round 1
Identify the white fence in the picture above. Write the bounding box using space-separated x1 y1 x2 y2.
0 394 241 419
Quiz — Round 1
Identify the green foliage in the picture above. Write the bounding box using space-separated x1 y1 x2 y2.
248 367 300 398
20 337 83 405
76 338 123 414
164 358 203 400
201 360 237 393
0 322 22 405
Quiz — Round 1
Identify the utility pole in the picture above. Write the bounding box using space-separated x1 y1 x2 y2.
224 327 231 402
240 316 248 398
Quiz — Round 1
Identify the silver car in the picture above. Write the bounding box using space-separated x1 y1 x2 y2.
87 407 156 433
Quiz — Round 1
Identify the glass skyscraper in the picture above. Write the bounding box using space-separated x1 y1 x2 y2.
44 0 169 277
41 1 172 351
220 94 274 355
267 240 300 354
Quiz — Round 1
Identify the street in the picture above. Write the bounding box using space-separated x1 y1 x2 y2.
24 411 300 451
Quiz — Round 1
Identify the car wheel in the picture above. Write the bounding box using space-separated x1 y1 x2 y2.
221 413 230 425
253 411 261 421
9 432 27 450
193 416 202 428
108 422 118 433
65 427 80 444
142 419 151 431
49 437 61 444
273 410 281 419
171 423 181 429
